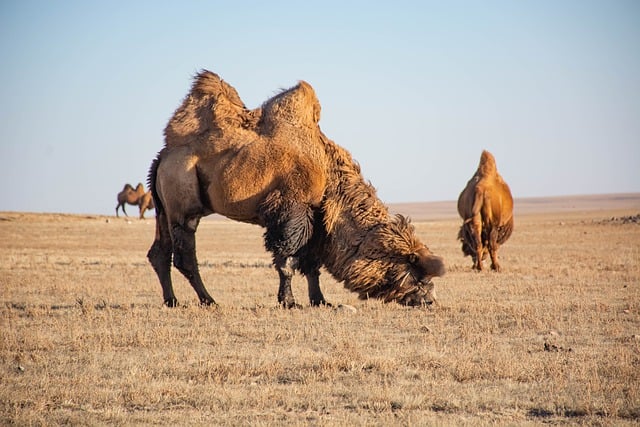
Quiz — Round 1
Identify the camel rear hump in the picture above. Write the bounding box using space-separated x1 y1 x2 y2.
258 81 321 137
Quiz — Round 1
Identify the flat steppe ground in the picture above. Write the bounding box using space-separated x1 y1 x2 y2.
1 194 639 425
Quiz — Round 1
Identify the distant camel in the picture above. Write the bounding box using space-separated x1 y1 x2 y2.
138 191 155 219
147 70 445 308
457 150 513 271
115 183 153 218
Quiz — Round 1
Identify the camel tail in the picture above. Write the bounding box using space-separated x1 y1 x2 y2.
457 223 475 258
147 153 164 216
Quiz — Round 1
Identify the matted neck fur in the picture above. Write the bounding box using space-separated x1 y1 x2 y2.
319 133 445 305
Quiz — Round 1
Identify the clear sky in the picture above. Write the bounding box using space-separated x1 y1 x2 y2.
1 1 639 215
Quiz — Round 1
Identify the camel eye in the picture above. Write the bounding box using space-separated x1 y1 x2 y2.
408 253 418 265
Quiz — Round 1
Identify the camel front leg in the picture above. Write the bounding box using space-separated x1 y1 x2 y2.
275 256 301 309
260 190 316 308
306 269 330 307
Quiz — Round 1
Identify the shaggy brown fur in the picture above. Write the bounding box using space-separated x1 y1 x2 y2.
319 135 444 303
457 150 514 271
147 70 444 308
115 183 151 218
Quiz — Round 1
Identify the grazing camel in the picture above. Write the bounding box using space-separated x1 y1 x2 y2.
147 70 445 307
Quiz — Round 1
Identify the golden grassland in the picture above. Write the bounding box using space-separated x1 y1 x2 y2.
1 199 639 425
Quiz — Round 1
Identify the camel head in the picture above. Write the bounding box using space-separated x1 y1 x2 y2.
353 215 445 306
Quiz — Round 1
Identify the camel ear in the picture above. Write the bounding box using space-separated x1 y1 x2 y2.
409 249 446 278
408 253 418 265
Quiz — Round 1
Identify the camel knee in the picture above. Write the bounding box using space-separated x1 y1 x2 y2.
171 224 198 277
147 239 171 272
276 256 301 309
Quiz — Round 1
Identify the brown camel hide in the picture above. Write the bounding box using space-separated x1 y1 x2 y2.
457 150 514 271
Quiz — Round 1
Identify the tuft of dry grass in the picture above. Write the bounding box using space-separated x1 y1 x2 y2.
1 208 639 425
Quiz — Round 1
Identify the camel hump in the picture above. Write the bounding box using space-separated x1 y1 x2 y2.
478 150 497 176
164 69 248 148
192 70 245 107
258 80 321 136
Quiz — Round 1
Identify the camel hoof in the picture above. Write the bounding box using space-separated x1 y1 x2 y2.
311 300 332 308
280 301 303 309
164 298 178 308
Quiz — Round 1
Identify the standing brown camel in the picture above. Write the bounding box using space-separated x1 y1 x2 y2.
457 150 514 271
147 70 445 308
115 183 146 218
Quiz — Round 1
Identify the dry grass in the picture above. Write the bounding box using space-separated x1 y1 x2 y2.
1 205 639 425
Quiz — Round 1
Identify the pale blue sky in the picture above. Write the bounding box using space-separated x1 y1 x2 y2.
1 1 639 215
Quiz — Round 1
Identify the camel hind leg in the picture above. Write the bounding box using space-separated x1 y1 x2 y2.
151 149 215 306
460 218 483 271
171 218 215 305
148 211 177 306
115 202 128 217
488 227 502 272
489 219 513 272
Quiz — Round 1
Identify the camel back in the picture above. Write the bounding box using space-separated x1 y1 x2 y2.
164 71 325 151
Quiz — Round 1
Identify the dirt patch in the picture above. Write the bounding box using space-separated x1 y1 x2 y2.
595 213 640 225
